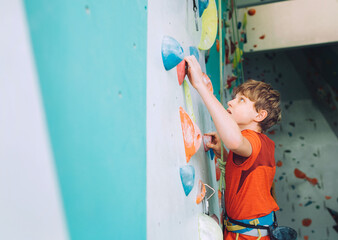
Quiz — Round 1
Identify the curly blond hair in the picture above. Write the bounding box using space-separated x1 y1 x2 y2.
232 79 282 133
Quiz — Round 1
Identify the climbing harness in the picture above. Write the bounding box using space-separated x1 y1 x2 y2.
224 211 297 240
225 212 276 240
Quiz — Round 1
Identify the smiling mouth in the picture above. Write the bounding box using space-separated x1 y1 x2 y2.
227 109 232 114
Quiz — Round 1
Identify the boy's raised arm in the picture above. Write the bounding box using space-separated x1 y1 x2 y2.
184 56 252 158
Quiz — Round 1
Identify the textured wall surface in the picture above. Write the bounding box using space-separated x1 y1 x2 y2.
147 1 220 239
23 0 148 239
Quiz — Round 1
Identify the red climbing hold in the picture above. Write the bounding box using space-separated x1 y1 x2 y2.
176 59 187 85
259 34 265 40
226 75 237 89
215 159 220 181
302 218 312 227
276 161 283 167
307 177 318 186
230 39 236 54
248 9 256 16
225 38 230 64
294 168 306 179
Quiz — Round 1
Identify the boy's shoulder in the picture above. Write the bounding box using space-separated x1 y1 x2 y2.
241 129 275 149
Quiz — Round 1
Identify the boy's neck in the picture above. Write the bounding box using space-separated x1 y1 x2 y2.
239 123 262 133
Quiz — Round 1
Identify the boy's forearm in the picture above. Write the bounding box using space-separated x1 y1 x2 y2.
196 84 243 150
217 146 229 162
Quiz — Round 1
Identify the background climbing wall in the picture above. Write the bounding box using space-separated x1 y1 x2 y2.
147 0 221 239
237 0 338 52
236 0 285 8
242 49 338 240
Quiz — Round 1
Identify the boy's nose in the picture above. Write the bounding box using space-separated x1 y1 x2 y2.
227 100 233 107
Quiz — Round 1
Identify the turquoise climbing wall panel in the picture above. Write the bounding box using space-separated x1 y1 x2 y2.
23 1 148 239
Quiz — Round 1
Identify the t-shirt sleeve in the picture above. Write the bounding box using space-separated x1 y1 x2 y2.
239 130 262 167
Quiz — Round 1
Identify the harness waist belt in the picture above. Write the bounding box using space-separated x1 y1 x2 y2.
225 212 275 237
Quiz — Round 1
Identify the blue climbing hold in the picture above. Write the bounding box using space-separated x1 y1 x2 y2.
237 22 242 29
209 149 215 160
199 0 209 17
161 36 184 71
189 46 200 61
180 165 195 196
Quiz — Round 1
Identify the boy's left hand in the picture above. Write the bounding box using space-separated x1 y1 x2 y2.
184 56 204 90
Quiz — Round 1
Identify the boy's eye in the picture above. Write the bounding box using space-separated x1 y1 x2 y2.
240 98 244 102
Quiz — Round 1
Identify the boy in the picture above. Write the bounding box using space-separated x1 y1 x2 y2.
184 56 281 240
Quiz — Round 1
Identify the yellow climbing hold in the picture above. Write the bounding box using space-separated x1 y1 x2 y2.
232 47 243 69
198 0 217 50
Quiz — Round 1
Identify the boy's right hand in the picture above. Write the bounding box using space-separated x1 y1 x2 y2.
204 132 222 159
184 56 204 90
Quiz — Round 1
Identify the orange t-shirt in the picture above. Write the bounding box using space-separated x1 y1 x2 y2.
224 129 279 240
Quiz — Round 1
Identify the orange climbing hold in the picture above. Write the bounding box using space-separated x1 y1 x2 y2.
179 107 202 163
216 39 220 52
325 196 332 200
196 180 206 204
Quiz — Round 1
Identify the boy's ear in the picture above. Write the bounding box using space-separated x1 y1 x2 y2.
255 109 268 122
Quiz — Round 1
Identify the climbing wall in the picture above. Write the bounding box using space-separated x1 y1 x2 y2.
237 0 338 52
146 1 220 239
286 46 338 138
146 0 249 238
243 50 338 240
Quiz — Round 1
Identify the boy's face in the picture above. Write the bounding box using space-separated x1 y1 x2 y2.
226 93 259 127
